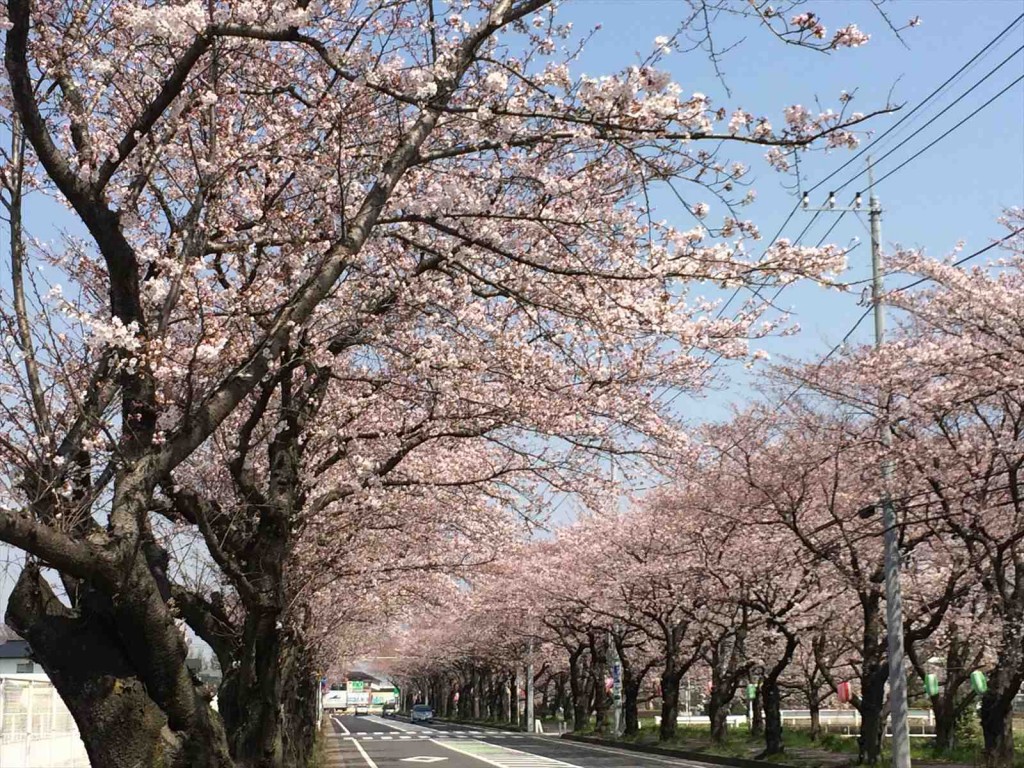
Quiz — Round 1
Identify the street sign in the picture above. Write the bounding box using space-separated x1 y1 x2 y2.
350 681 365 691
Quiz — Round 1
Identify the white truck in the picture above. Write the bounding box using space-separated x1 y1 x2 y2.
322 690 348 712
348 690 370 715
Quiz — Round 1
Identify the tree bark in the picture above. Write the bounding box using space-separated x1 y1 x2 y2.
658 670 682 741
7 565 233 768
856 592 886 766
569 647 588 730
808 697 821 741
857 666 887 766
750 684 764 737
707 692 730 744
979 684 1018 768
218 633 317 768
761 682 783 756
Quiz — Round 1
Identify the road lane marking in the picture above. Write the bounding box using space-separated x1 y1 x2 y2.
430 738 583 768
345 737 380 768
400 758 448 763
371 716 421 734
332 715 351 735
531 737 715 767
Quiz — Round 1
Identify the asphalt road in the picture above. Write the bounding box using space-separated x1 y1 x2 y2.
324 714 719 768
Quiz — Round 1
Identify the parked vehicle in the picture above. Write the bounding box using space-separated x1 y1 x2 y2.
322 691 347 712
410 704 434 723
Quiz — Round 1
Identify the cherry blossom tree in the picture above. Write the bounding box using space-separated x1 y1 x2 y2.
0 1 888 765
806 219 1024 766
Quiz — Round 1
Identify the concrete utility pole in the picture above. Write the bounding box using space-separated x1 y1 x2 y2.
868 161 913 768
609 626 623 736
802 159 912 768
526 639 535 733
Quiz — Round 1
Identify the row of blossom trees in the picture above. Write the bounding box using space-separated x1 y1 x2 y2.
0 1 886 767
389 217 1024 768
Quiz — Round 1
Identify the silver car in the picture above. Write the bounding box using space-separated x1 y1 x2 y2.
410 704 434 723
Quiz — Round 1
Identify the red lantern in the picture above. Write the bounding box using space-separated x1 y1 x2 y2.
605 677 614 693
837 681 852 704
453 691 460 703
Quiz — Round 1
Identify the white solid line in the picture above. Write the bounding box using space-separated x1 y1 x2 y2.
345 736 380 768
375 717 420 734
332 715 351 735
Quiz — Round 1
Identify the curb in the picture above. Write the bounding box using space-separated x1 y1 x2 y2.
561 734 799 768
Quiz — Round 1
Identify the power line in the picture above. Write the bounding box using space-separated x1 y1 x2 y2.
708 15 1024 360
890 226 1024 294
662 15 1024 414
871 74 1024 190
806 11 1024 196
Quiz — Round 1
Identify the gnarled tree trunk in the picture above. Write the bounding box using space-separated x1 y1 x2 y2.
8 564 233 768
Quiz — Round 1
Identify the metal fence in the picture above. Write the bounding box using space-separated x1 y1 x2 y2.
0 675 89 768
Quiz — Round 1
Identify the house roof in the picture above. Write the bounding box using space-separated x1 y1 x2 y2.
0 640 32 659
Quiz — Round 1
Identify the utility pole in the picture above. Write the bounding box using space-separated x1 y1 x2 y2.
609 625 623 736
526 639 534 733
802 158 912 768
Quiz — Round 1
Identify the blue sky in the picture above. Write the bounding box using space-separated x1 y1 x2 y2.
556 0 1024 421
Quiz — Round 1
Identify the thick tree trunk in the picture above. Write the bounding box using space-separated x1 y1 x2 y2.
658 671 682 741
761 681 784 756
857 593 886 766
708 694 730 744
498 677 510 722
7 565 233 768
750 685 764 737
219 611 287 767
623 677 641 737
979 686 1017 768
930 695 956 753
569 650 588 731
808 698 821 741
857 666 887 766
757 631 796 759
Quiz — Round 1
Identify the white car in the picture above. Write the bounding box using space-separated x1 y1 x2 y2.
410 704 434 723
